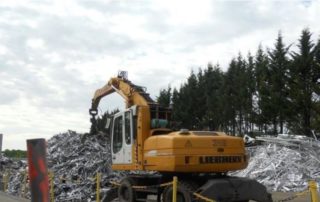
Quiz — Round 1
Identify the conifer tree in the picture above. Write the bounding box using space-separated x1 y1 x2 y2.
312 38 320 132
223 59 238 135
254 45 272 132
196 68 207 128
203 64 224 130
268 32 290 134
157 86 171 107
161 29 320 136
290 29 317 136
244 53 256 133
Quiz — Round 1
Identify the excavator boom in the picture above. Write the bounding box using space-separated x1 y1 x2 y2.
89 72 156 133
90 73 151 114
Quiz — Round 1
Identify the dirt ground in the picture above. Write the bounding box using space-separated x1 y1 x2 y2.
270 191 319 202
1 191 319 202
0 191 29 202
142 191 320 202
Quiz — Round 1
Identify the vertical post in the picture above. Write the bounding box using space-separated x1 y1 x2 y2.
0 133 3 157
27 138 49 202
96 172 101 202
3 170 8 192
49 172 54 202
172 176 178 202
21 170 27 198
309 180 319 202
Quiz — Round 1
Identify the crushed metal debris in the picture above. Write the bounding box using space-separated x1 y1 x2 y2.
1 131 319 201
47 130 121 201
232 134 320 192
1 130 122 201
0 155 28 196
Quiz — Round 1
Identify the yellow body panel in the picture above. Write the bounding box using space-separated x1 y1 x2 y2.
143 131 248 172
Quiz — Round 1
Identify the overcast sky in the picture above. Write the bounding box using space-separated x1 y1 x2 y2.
1 0 319 150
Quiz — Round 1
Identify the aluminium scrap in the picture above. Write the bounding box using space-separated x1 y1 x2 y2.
233 134 320 192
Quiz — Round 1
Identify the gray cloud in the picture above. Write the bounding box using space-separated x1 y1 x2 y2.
0 0 319 149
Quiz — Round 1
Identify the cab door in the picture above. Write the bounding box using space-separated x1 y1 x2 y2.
123 110 133 163
111 110 133 164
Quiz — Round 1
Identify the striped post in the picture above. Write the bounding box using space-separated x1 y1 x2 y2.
27 138 49 202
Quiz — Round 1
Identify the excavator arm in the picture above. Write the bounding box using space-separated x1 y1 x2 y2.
89 71 155 133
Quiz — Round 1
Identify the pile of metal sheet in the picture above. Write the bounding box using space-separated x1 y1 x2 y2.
3 131 319 200
232 134 320 192
1 130 121 201
47 130 121 201
0 155 28 196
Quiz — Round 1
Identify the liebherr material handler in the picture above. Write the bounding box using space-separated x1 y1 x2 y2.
89 71 272 202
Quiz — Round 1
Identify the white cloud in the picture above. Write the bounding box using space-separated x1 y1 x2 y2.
0 0 319 149
155 0 213 26
0 45 8 55
26 38 45 49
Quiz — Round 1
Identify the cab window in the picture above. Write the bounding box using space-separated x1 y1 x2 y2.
124 111 131 144
113 116 123 153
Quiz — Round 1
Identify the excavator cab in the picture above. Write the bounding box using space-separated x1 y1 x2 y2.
111 106 137 165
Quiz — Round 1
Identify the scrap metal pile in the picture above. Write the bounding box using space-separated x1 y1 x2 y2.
0 155 28 196
47 130 120 201
233 134 320 192
0 130 121 201
2 131 320 200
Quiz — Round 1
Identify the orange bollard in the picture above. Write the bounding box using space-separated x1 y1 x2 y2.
27 138 49 202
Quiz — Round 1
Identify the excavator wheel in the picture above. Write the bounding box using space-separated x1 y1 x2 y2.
118 178 136 202
162 180 198 202
102 187 118 202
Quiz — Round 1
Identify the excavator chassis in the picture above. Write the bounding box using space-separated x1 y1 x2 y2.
112 173 272 202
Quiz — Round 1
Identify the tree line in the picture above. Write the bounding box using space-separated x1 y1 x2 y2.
157 29 320 137
2 149 27 158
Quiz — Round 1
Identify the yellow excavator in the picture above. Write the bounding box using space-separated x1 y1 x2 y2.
89 71 272 202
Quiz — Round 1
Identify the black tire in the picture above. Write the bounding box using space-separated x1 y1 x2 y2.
102 188 118 202
162 180 198 202
118 178 136 202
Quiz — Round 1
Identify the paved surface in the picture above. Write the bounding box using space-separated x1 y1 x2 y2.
1 191 319 201
0 192 29 202
271 192 308 202
137 192 318 202
271 191 319 202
